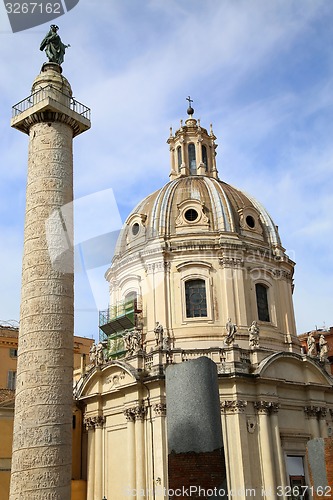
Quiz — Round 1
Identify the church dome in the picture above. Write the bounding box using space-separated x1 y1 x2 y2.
113 109 283 261
106 107 296 355
114 175 281 259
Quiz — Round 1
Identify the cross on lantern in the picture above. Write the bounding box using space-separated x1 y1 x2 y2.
186 96 193 107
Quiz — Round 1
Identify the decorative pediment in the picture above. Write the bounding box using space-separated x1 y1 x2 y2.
75 361 140 399
256 352 332 386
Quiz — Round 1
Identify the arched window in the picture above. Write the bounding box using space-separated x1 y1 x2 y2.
125 291 137 307
202 145 208 171
177 146 182 172
185 279 207 317
188 143 196 175
255 283 270 322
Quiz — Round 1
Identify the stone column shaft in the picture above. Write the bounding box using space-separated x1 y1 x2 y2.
135 406 147 492
9 63 90 500
221 401 248 498
10 119 74 500
87 428 95 500
124 409 136 492
153 403 168 492
94 419 104 500
255 402 277 499
270 410 287 499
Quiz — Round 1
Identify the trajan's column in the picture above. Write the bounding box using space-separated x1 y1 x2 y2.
10 28 90 499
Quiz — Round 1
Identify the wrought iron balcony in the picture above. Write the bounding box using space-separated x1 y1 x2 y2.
12 84 91 120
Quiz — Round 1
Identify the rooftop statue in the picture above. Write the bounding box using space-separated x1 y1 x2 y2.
40 25 70 65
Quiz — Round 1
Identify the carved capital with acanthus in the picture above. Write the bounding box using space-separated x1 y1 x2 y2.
254 401 279 415
220 400 247 413
153 403 167 417
83 416 95 431
123 408 136 422
83 415 105 430
94 416 106 428
134 405 147 421
304 406 322 418
124 408 135 422
124 405 147 422
219 257 244 269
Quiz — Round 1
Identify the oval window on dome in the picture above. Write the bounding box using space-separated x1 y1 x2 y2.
246 215 255 229
184 208 198 222
132 223 140 236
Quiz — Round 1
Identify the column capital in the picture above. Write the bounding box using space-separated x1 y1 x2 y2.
84 416 95 431
220 400 247 413
134 405 147 421
124 405 147 422
304 405 322 418
318 407 327 418
153 403 166 417
123 408 136 422
94 416 106 428
254 401 279 415
84 415 105 429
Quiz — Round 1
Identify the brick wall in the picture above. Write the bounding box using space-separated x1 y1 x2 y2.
307 437 333 500
168 448 226 499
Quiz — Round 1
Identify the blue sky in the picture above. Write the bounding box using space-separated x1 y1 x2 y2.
0 0 332 340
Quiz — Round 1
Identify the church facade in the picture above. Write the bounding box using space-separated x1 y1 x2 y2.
74 108 333 500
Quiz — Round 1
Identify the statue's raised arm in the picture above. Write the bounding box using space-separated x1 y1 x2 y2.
40 25 70 65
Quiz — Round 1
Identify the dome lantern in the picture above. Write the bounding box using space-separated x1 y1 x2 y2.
168 99 219 181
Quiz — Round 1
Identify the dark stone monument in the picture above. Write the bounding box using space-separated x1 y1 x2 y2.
166 357 227 498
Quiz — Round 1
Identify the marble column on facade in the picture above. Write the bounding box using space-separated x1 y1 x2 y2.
221 400 249 498
153 403 168 493
135 404 147 493
9 63 90 500
304 406 320 438
124 408 136 492
85 417 96 500
94 416 105 500
254 401 277 499
270 404 287 499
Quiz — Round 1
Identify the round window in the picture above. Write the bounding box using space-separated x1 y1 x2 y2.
246 215 255 229
132 223 140 235
184 208 199 222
